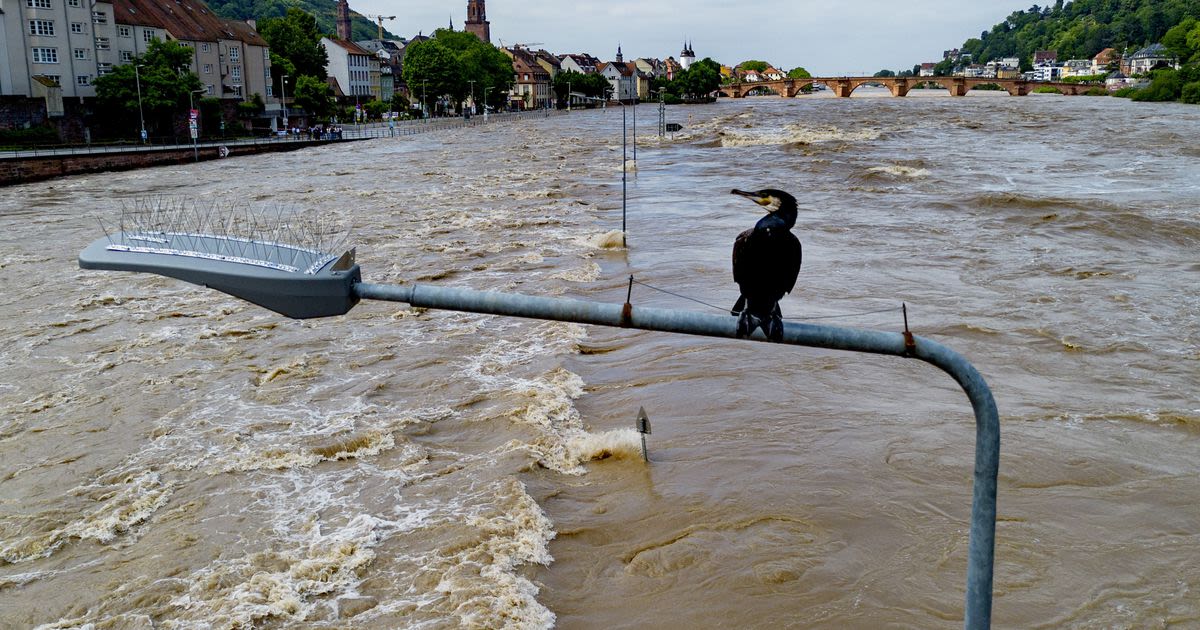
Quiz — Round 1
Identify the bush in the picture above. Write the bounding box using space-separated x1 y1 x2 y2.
1182 82 1200 104
1112 86 1141 98
1033 86 1062 94
0 126 59 147
1131 68 1182 102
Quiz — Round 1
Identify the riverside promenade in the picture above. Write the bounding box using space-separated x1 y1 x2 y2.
0 109 565 186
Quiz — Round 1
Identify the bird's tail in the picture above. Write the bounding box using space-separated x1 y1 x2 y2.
730 295 746 317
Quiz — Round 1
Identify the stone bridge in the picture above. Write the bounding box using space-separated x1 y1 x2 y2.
719 76 1095 98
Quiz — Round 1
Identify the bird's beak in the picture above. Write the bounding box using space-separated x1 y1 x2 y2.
731 189 771 207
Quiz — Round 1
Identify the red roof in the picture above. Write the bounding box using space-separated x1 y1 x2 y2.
112 0 266 46
324 37 372 56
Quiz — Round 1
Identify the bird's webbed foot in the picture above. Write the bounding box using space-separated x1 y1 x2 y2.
736 310 759 339
764 311 785 342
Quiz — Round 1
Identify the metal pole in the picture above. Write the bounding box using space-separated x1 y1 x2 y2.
135 64 146 144
280 74 288 131
351 281 997 629
632 98 637 163
621 103 627 246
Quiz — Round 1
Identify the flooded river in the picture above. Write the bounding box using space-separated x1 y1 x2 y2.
1 91 1198 628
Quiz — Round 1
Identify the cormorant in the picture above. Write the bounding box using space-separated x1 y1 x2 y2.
729 188 802 341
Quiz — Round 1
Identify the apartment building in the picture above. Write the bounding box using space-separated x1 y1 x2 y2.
1 0 271 101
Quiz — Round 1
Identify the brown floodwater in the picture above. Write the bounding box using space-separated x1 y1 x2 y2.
1 90 1198 629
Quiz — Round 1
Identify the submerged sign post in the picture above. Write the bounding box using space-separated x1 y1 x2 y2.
636 406 651 462
189 108 199 161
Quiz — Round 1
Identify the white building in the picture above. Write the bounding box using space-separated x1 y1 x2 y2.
322 37 378 101
598 61 635 103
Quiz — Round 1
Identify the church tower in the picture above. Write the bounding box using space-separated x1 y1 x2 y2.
465 0 490 43
336 0 351 40
616 44 623 63
680 40 696 70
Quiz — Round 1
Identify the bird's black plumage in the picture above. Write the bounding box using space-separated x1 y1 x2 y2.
730 188 802 341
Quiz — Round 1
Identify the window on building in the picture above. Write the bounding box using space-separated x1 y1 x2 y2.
68 0 80 6
203 64 212 74
77 75 91 86
228 46 239 62
91 10 106 24
42 75 61 85
206 84 214 95
32 47 59 63
120 50 133 62
266 85 273 97
97 62 112 75
29 20 55 36
231 66 241 80
70 22 84 34
201 43 210 53
27 0 52 9
73 48 88 60
118 25 131 38
95 37 109 50
142 29 156 42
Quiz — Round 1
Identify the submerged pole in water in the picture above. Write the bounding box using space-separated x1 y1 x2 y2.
622 103 628 247
352 282 999 629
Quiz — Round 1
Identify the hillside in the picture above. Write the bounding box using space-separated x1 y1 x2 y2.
954 0 1200 65
206 0 400 42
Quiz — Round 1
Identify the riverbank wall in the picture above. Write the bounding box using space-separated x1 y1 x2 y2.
0 138 345 187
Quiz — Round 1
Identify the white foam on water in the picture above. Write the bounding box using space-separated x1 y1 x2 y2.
1 472 172 564
867 165 931 178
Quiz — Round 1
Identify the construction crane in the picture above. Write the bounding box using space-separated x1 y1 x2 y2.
366 14 395 39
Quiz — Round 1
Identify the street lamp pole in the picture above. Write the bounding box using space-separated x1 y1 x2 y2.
280 74 289 131
567 80 571 111
134 63 147 144
468 79 475 115
421 81 427 119
483 86 491 122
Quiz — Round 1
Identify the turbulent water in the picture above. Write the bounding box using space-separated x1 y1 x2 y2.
1 90 1198 629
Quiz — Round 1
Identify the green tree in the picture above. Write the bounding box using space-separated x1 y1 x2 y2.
737 60 769 72
93 39 203 138
293 74 335 120
787 67 812 79
259 8 328 96
874 69 896 77
674 58 721 99
402 28 513 114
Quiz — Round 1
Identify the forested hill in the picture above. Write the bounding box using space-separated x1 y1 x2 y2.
955 0 1200 65
206 0 398 42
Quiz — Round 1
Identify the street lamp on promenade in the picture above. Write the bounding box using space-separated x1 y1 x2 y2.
483 86 491 122
280 74 289 130
468 79 475 115
134 63 147 144
421 81 427 119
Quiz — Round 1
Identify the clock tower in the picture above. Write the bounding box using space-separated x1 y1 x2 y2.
465 0 491 43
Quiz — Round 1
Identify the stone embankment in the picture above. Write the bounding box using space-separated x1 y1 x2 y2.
0 139 332 186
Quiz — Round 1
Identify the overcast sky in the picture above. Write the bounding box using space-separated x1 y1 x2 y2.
349 1 1038 75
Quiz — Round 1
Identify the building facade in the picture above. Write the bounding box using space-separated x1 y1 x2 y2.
1 0 270 102
504 46 550 110
322 37 378 102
